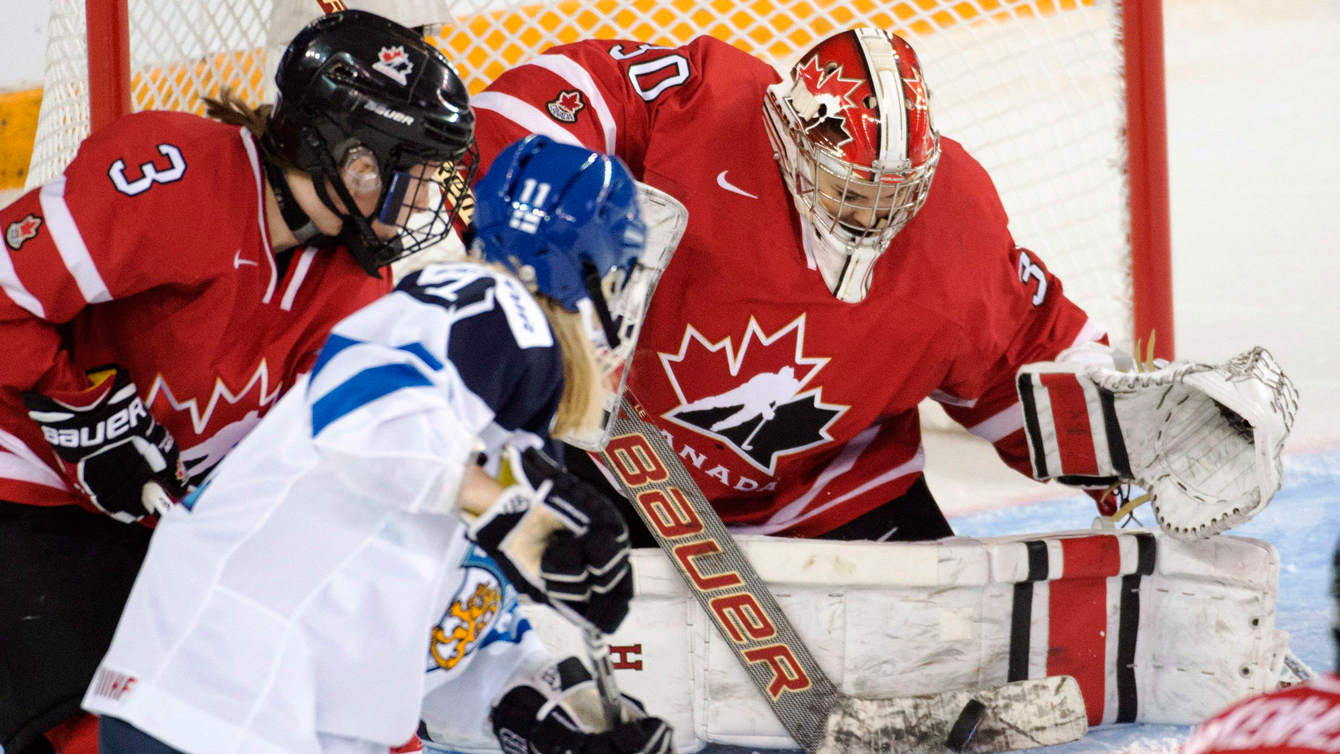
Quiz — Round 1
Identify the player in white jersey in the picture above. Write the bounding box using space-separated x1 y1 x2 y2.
81 136 672 754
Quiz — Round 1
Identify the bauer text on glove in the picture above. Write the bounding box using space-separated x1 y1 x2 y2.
24 365 188 522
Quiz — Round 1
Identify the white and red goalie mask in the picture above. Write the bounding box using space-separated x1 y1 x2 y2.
763 27 940 302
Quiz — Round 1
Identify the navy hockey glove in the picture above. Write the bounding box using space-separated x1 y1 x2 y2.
24 365 188 522
469 446 633 633
491 657 672 754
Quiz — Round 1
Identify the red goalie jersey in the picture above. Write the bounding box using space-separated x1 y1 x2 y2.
1182 675 1340 754
0 111 392 512
474 37 1104 537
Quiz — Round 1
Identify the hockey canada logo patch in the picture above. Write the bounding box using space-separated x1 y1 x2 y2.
373 45 414 86
546 90 586 123
660 315 847 475
5 213 42 250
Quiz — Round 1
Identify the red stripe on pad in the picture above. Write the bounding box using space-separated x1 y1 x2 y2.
1038 372 1100 476
1048 536 1121 726
1058 535 1125 579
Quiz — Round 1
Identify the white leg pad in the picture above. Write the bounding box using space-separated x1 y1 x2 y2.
523 529 1287 752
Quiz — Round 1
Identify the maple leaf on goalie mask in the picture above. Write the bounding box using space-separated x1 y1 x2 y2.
658 316 847 475
792 55 875 151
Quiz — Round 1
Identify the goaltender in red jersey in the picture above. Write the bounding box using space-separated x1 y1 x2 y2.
470 29 1106 540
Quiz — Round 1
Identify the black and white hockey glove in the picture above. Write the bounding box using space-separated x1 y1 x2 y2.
492 657 672 754
469 446 633 633
24 365 188 522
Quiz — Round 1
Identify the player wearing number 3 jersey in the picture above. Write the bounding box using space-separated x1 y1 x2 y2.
0 11 473 753
84 135 670 754
471 29 1108 541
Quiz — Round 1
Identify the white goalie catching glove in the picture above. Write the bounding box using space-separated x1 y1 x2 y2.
1017 347 1298 540
490 657 672 754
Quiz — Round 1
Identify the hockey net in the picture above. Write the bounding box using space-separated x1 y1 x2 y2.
28 0 1164 355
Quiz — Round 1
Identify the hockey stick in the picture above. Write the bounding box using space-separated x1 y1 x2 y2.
583 626 626 727
596 395 1088 754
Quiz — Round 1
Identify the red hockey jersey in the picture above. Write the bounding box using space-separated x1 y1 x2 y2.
473 37 1104 537
1182 675 1340 754
0 111 392 512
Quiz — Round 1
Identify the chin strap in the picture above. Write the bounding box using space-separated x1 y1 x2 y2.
262 161 322 245
303 129 395 277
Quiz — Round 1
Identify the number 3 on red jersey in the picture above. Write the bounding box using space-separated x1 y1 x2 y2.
108 143 187 196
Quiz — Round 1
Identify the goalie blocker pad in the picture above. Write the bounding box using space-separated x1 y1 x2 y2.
1015 365 1131 488
506 530 1286 753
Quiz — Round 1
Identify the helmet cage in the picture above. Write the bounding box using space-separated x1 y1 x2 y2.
580 221 657 380
268 10 477 275
763 77 939 256
567 185 683 451
301 119 477 276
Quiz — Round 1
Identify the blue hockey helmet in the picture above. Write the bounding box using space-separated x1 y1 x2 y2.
473 135 682 450
472 134 648 352
473 133 645 304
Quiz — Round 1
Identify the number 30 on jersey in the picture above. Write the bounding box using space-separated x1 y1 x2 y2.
610 44 690 101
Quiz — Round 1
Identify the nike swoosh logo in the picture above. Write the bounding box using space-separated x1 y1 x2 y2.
233 250 258 269
716 170 758 199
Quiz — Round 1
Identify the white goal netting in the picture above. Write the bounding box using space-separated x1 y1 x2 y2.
29 0 1137 351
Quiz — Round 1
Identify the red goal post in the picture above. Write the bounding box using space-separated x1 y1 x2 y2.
31 0 1171 358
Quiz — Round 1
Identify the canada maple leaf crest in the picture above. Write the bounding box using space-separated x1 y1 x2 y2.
902 63 928 113
790 55 873 148
658 315 847 474
546 90 586 124
373 45 413 86
900 63 936 160
5 214 42 250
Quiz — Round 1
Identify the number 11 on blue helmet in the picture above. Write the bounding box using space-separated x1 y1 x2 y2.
471 135 666 447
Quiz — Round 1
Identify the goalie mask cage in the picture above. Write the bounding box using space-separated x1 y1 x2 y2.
28 0 1171 358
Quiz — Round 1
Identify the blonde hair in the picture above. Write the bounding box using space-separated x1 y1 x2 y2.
538 296 606 438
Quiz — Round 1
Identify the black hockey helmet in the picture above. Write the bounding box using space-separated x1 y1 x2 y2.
268 10 476 275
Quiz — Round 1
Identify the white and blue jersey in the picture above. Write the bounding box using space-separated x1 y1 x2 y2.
83 264 563 754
